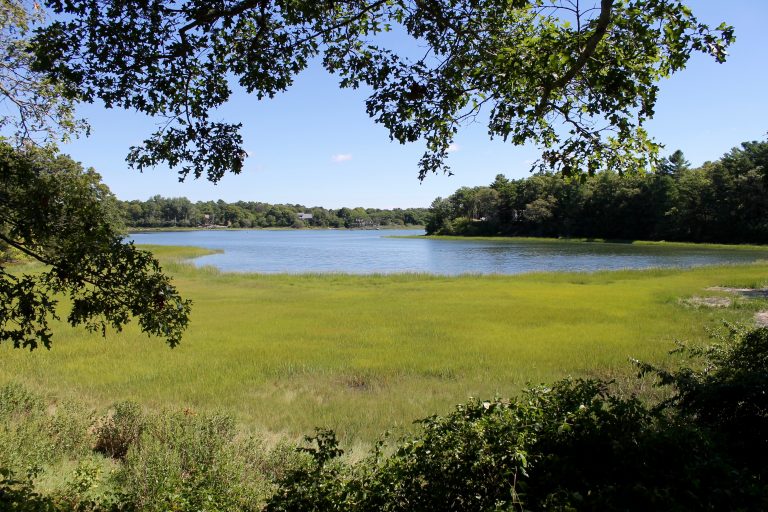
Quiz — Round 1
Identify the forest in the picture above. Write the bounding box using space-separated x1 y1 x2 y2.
117 197 429 229
427 141 768 244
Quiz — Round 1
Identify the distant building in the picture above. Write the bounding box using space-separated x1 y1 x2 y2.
298 213 313 220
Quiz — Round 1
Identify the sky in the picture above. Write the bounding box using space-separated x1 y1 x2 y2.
58 1 768 209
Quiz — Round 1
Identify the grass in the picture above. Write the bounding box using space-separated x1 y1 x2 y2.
2 243 767 448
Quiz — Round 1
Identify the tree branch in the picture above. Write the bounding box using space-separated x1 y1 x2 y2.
0 231 54 266
534 0 614 117
178 0 266 37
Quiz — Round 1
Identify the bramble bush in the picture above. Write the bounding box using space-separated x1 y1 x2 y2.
0 383 93 478
0 391 304 511
113 408 307 511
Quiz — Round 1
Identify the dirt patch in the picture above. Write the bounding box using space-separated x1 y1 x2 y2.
681 296 732 308
706 287 768 299
694 287 768 322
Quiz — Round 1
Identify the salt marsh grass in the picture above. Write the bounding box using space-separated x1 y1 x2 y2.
2 245 767 445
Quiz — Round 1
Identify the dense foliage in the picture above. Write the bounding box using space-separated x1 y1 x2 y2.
266 325 768 511
0 142 190 349
0 383 305 511
116 197 428 229
32 1 732 180
1 1 191 350
427 141 768 244
4 325 765 510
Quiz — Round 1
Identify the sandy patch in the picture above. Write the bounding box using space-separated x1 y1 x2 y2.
756 310 768 327
681 296 732 308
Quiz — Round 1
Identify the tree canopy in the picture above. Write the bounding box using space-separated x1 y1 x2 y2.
33 0 733 181
427 141 768 243
1 2 190 350
114 196 429 229
659 149 691 176
0 0 84 143
0 142 191 350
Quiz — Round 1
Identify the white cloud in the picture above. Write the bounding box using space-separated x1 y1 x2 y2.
447 143 460 153
331 153 353 162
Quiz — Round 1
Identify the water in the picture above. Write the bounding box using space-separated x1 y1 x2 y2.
128 229 768 275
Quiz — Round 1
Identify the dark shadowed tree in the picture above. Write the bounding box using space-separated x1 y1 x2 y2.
0 143 191 350
425 137 768 244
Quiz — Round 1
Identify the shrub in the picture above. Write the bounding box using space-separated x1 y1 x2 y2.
47 399 95 460
94 401 144 460
0 384 93 477
0 467 57 512
115 409 287 511
636 324 768 485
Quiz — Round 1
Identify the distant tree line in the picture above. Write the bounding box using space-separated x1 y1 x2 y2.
117 198 429 229
427 140 768 244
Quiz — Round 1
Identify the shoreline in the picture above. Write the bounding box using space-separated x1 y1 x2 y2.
127 225 425 234
389 234 768 252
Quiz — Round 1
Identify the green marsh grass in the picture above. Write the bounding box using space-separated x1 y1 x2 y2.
2 244 767 447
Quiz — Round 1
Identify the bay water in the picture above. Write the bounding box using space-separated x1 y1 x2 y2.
128 229 768 275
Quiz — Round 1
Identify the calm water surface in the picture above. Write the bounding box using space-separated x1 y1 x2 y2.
128 229 768 275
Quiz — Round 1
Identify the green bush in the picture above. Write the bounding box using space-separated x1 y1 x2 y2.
436 217 498 236
637 324 768 483
1 464 134 512
0 388 304 511
0 384 93 477
0 467 58 512
115 410 294 511
0 382 45 420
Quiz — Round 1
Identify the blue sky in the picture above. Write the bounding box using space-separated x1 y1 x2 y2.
60 1 768 209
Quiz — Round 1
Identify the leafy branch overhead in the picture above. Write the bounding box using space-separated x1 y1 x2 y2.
0 143 191 349
34 0 734 181
0 0 86 144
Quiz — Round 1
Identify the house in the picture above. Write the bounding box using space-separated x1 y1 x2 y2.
298 213 313 220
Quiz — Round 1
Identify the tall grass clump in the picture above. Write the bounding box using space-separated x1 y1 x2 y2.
114 409 307 511
0 383 93 478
